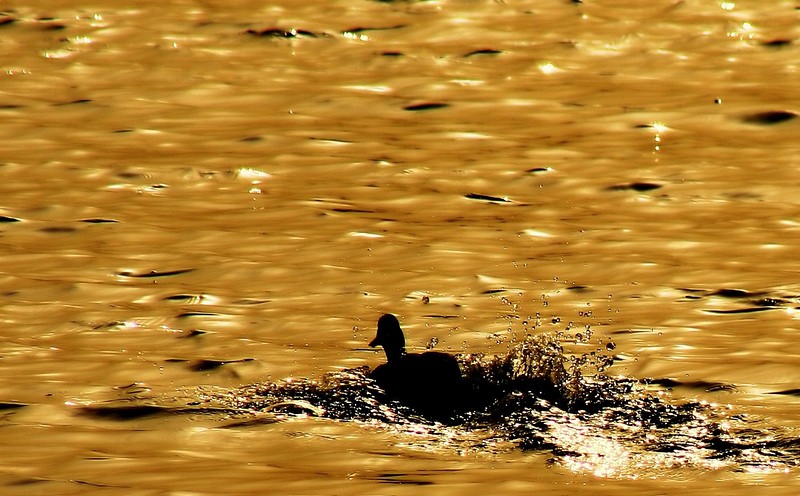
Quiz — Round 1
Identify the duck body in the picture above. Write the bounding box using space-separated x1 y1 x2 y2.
368 314 466 421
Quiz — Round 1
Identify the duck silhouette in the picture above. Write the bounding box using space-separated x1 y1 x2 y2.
368 314 466 422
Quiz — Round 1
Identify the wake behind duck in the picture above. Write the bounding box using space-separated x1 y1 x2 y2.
208 314 800 475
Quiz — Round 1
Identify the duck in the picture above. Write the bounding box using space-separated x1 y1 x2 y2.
368 313 466 421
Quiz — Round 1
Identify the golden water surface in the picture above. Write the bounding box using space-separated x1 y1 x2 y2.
1 0 799 494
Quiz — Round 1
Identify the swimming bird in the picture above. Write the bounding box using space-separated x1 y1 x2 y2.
368 314 466 421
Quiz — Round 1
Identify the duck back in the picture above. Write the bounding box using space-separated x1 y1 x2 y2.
369 351 465 421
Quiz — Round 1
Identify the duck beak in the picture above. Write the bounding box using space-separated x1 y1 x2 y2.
369 336 380 347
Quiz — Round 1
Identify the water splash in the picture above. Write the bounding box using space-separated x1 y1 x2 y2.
73 323 800 477
202 330 800 477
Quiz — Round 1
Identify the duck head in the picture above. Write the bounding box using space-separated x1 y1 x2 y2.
369 313 406 364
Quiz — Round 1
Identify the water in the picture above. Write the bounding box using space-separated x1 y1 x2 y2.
1 0 800 493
